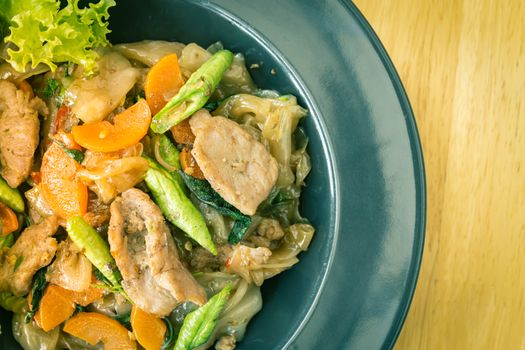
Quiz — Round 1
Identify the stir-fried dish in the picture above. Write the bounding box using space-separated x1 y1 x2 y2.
0 1 314 349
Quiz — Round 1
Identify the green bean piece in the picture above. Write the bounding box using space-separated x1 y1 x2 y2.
174 282 232 350
0 176 24 212
160 134 181 170
153 133 182 175
144 157 217 255
66 216 123 288
151 50 234 133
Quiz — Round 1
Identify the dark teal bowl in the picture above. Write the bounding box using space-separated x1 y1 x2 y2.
0 1 425 349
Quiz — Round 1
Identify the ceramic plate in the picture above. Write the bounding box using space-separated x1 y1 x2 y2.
0 1 425 349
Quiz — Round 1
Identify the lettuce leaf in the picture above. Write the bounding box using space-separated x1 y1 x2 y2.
0 0 115 74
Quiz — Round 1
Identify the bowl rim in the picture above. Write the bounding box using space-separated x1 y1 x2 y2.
343 1 427 347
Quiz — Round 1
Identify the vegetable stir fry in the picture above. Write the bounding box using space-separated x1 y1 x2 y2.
0 1 315 349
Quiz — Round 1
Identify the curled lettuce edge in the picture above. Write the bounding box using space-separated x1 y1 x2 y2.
1 0 115 74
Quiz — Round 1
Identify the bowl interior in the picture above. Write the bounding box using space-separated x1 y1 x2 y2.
0 1 336 349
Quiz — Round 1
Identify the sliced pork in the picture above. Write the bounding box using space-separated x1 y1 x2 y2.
108 188 206 316
0 216 59 296
0 80 45 187
190 110 279 216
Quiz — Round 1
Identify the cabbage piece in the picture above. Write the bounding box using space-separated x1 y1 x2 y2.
65 51 140 123
1 0 115 74
258 184 307 227
0 291 27 313
225 223 314 286
78 144 148 203
178 43 212 75
12 313 60 350
291 127 312 186
57 332 103 350
88 292 132 318
195 272 239 296
219 54 257 98
0 62 49 82
212 281 261 342
224 245 271 286
250 223 314 284
114 40 185 67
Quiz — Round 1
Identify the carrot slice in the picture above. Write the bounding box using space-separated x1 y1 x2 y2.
66 285 105 307
63 312 137 350
145 53 185 115
33 283 104 332
34 285 76 332
41 143 88 219
170 118 195 145
180 147 204 179
131 305 167 350
72 99 151 153
0 203 18 235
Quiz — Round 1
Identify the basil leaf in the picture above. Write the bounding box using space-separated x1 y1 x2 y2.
25 267 47 323
61 147 85 163
113 312 131 330
180 172 251 243
161 316 176 350
203 100 220 112
228 216 251 244
39 78 61 100
51 139 85 163
73 304 85 316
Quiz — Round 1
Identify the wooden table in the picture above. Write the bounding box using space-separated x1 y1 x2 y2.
352 1 525 349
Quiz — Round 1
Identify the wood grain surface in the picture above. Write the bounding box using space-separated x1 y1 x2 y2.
352 1 525 349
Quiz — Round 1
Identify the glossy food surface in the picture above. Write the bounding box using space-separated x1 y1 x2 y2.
0 1 425 349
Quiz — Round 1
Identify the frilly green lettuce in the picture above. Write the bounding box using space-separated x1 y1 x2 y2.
0 0 115 74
